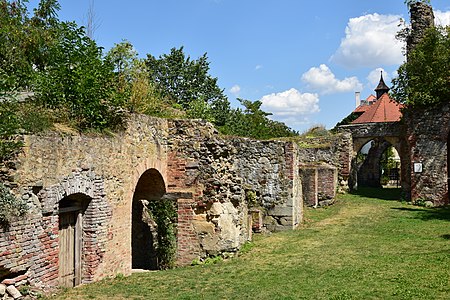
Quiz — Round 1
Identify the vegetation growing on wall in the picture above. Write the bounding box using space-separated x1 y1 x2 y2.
146 199 177 270
0 182 27 226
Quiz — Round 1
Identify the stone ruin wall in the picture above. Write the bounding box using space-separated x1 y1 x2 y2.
297 133 352 207
404 102 450 206
0 115 170 289
166 119 301 264
0 115 303 289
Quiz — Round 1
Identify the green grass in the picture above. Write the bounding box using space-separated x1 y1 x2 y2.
51 189 450 299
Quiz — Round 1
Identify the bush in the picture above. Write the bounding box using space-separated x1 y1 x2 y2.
147 199 177 269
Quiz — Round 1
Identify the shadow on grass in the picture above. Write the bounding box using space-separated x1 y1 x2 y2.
350 187 402 201
391 207 450 222
441 234 450 240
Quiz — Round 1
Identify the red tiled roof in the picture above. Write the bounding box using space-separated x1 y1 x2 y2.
352 93 403 124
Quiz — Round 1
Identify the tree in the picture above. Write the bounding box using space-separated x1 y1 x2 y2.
392 25 450 108
33 21 123 130
332 112 359 131
219 98 297 140
1 0 124 131
0 0 61 91
85 0 100 39
106 41 183 117
145 47 226 110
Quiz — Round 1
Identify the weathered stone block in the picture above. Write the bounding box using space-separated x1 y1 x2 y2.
6 285 22 299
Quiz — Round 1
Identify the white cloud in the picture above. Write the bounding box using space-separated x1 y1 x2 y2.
367 68 392 88
435 10 450 26
229 84 241 96
331 13 404 68
260 88 320 116
260 88 320 130
301 64 363 94
255 65 263 70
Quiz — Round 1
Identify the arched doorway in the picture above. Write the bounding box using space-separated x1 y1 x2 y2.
380 145 401 188
355 139 401 188
132 169 170 270
58 193 91 287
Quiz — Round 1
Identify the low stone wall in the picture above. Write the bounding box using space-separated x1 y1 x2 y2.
300 164 337 207
296 133 352 204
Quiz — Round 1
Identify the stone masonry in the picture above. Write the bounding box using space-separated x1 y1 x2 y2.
0 115 304 289
404 102 450 206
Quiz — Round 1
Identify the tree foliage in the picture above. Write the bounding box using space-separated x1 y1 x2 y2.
145 47 225 109
145 47 231 126
219 99 298 140
0 0 60 90
392 26 450 108
33 21 123 130
332 112 359 131
0 0 297 140
0 98 22 162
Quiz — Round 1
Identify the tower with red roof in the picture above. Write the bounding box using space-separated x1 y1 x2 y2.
352 72 403 124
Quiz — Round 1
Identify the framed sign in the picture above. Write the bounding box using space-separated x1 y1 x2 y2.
413 162 423 173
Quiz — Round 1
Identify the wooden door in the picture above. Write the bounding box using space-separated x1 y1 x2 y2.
58 211 82 287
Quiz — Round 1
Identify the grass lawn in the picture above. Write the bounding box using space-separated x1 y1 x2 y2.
51 188 450 299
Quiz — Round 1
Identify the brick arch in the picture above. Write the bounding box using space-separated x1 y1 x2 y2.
36 170 112 285
339 122 406 192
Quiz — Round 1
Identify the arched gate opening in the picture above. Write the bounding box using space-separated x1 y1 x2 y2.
132 169 176 270
354 138 401 189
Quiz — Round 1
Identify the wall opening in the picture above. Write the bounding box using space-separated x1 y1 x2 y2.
132 168 170 270
58 193 91 288
380 145 401 188
355 139 401 189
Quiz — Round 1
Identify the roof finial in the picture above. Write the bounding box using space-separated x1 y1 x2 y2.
375 70 390 99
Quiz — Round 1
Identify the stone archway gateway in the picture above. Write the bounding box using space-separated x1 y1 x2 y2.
355 139 401 188
58 193 91 287
132 168 167 270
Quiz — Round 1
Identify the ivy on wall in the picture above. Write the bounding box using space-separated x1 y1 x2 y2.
147 199 177 269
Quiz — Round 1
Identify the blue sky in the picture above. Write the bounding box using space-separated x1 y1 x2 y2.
30 0 450 132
